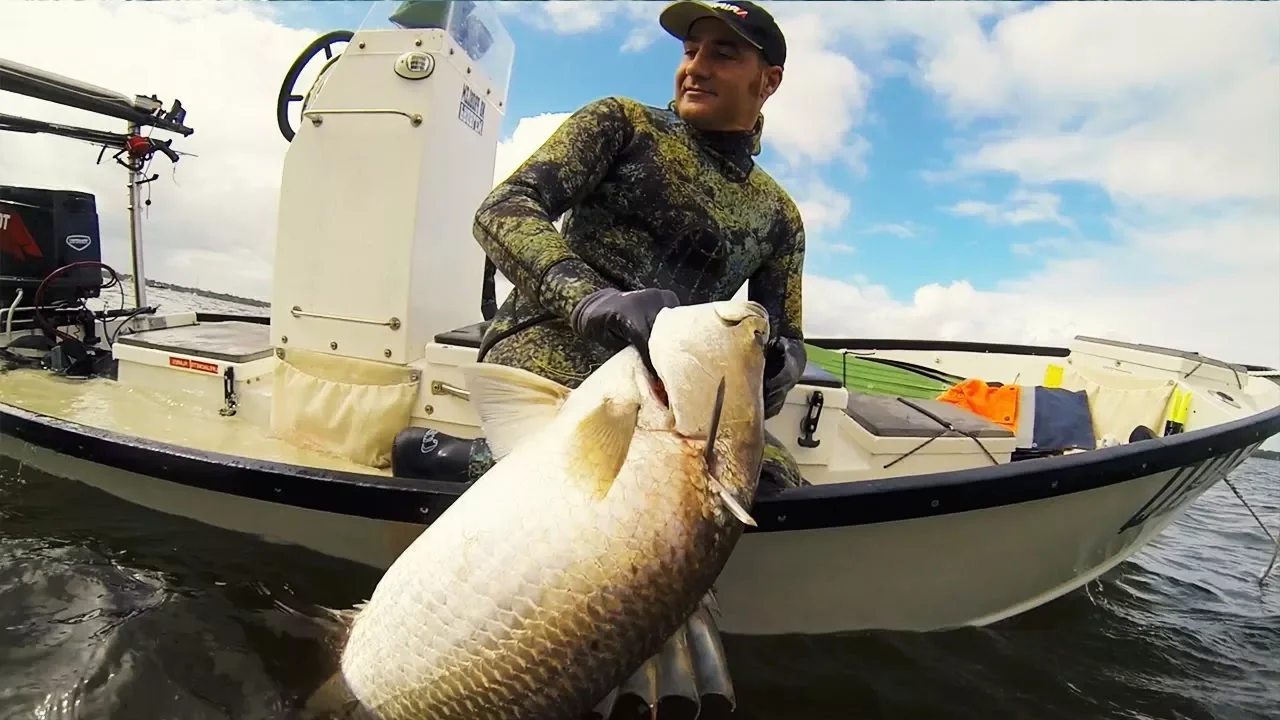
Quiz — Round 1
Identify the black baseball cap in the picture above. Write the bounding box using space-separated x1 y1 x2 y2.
659 1 787 68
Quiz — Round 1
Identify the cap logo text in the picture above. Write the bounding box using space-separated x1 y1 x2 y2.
708 1 748 18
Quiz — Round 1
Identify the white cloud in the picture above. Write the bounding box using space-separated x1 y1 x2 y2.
620 26 663 54
825 208 1280 366
863 223 918 240
501 0 655 39
542 2 618 33
786 177 852 238
758 13 873 173
946 188 1075 230
3 0 1274 378
0 0 321 300
782 1 1280 368
920 2 1280 208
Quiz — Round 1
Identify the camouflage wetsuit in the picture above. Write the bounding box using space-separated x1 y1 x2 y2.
466 95 807 491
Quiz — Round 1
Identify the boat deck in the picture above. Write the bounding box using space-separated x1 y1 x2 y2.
0 366 389 477
115 320 275 364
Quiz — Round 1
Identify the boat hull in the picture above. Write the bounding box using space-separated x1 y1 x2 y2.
3 401 1270 636
716 446 1259 633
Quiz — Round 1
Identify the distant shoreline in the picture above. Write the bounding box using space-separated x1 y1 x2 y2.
116 274 270 309
1254 449 1280 461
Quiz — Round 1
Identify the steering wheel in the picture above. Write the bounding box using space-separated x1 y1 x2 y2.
276 29 355 142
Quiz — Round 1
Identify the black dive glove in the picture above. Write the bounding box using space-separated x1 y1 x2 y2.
762 335 805 418
570 287 682 366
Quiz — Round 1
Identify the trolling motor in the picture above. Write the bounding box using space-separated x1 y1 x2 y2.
0 57 194 376
0 125 184 376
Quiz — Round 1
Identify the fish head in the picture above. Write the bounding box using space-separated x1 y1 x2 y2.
645 299 770 441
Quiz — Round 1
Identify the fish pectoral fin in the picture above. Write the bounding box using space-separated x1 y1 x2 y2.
702 376 727 472
711 477 757 527
700 377 756 527
461 362 572 460
567 395 641 500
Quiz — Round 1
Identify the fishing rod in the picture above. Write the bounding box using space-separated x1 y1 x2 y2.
0 56 194 137
0 112 191 169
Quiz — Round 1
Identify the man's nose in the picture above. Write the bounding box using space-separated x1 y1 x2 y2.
684 48 713 79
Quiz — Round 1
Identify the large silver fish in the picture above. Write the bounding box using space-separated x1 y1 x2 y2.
305 299 771 720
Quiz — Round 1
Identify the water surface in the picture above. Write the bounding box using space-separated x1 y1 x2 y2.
2 288 1278 720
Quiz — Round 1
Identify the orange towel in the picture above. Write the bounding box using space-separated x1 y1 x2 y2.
936 378 1021 432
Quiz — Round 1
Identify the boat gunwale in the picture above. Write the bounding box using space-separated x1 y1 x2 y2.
2 312 1278 534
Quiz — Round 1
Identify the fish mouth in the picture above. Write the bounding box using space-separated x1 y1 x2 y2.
642 351 671 409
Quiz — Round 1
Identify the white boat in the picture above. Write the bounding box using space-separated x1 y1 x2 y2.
3 0 1279 649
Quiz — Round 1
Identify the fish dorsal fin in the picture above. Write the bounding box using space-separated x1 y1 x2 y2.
462 363 572 460
565 394 642 501
703 376 757 528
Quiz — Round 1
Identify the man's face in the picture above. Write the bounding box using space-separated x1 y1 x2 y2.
673 18 782 132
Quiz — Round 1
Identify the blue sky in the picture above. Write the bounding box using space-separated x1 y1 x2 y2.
269 1 1280 366
282 0 1125 301
5 1 1276 366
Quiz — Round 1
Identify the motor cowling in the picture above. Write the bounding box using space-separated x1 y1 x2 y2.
0 185 104 310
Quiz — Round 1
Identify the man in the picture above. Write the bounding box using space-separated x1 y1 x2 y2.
394 0 810 494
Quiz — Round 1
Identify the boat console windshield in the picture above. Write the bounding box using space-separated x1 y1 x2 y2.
358 0 514 105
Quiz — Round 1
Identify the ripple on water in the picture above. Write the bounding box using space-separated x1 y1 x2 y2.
0 460 377 720
1 391 1279 720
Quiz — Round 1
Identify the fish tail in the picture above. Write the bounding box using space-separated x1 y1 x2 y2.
586 591 736 720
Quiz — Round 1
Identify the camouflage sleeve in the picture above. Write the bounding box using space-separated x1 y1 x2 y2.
749 209 806 342
472 96 634 320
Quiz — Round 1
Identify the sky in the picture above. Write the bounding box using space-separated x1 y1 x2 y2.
2 0 1278 373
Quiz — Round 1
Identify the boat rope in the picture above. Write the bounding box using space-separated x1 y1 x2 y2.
1262 528 1280 587
884 397 1000 469
1221 475 1279 586
882 429 946 469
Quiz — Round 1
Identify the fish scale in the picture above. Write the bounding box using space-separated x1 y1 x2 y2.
306 300 769 720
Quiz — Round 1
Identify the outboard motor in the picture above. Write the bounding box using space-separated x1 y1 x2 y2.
0 186 104 310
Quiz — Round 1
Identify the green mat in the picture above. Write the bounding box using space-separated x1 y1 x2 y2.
804 344 960 400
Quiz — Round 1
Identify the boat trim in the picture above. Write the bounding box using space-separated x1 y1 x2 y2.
5 314 1278 534
6 397 1275 534
806 337 1072 357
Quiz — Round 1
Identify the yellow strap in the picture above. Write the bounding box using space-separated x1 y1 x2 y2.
1043 364 1064 388
1176 389 1193 424
1163 388 1183 428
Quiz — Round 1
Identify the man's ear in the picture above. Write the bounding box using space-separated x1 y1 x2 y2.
761 66 783 101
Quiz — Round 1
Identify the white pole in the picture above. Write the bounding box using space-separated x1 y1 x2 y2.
126 121 148 309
